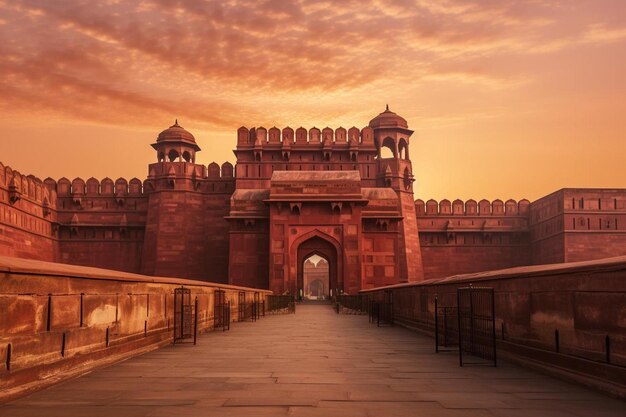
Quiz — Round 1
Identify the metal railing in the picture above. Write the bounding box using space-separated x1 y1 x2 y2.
434 297 458 353
266 295 296 314
368 291 393 327
457 286 496 366
335 294 368 314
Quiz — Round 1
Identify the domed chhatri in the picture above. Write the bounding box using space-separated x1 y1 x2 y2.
368 105 409 129
156 119 200 150
152 119 201 162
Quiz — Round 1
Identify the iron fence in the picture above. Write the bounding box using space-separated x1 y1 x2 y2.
336 294 368 314
266 295 296 314
173 287 198 345
457 286 496 366
214 290 230 331
434 297 458 353
369 290 393 326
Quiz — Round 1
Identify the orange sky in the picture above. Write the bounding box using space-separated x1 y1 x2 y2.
0 0 624 201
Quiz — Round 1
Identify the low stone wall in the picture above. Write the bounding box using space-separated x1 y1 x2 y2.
361 256 626 398
0 255 270 402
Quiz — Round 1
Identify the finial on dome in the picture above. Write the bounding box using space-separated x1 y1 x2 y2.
385 104 389 111
173 119 180 127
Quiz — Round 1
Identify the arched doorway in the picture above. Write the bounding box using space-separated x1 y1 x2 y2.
302 255 329 300
295 235 340 301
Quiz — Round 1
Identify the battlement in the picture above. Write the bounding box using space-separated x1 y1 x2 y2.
0 161 56 207
236 126 376 148
207 162 235 178
415 198 531 217
52 176 144 197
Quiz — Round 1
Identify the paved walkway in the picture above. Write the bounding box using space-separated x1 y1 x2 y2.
1 305 623 417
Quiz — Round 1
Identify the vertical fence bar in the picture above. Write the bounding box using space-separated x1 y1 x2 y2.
435 297 439 353
469 286 474 356
80 293 84 327
555 329 560 353
194 297 198 345
6 343 11 371
457 289 463 367
491 288 497 367
46 294 52 332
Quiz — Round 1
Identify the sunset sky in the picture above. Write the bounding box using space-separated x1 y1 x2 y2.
0 0 624 201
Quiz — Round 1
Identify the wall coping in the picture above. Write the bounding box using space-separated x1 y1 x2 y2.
360 255 626 293
0 255 271 293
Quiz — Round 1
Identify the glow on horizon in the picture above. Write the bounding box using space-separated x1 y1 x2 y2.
0 0 624 201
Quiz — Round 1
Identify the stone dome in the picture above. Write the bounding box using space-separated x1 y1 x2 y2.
156 120 198 147
368 105 408 129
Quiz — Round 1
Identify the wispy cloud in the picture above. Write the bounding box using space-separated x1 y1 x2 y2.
0 0 623 130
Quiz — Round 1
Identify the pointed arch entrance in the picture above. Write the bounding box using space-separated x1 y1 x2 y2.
293 233 341 301
302 255 329 300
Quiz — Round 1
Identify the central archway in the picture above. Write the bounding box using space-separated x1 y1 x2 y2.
295 234 340 301
302 255 329 300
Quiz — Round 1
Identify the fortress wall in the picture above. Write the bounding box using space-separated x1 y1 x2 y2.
53 176 149 274
0 255 270 403
203 193 233 283
415 198 531 279
141 190 206 279
530 189 626 264
141 162 236 283
566 233 626 263
420 242 530 280
0 163 57 262
361 256 626 397
561 189 626 263
57 235 145 273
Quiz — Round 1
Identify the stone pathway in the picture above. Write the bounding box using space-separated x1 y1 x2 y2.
1 304 623 416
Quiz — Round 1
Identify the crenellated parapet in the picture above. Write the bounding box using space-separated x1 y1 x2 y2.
0 161 57 209
415 198 531 244
415 198 530 217
144 161 235 194
50 175 148 244
236 126 375 149
0 162 58 251
53 176 148 212
54 177 145 198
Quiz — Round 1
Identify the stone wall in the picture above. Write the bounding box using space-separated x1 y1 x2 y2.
0 163 57 262
361 256 626 397
415 198 531 279
0 255 270 403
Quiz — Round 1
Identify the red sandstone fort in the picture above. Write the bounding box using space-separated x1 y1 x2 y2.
1 108 625 296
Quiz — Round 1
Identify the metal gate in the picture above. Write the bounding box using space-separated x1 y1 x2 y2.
214 289 230 331
434 297 458 353
173 287 198 345
457 286 496 366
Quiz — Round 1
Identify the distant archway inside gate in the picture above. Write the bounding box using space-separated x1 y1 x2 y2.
303 255 329 300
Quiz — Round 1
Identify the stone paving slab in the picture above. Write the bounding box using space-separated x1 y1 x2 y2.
1 304 624 417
